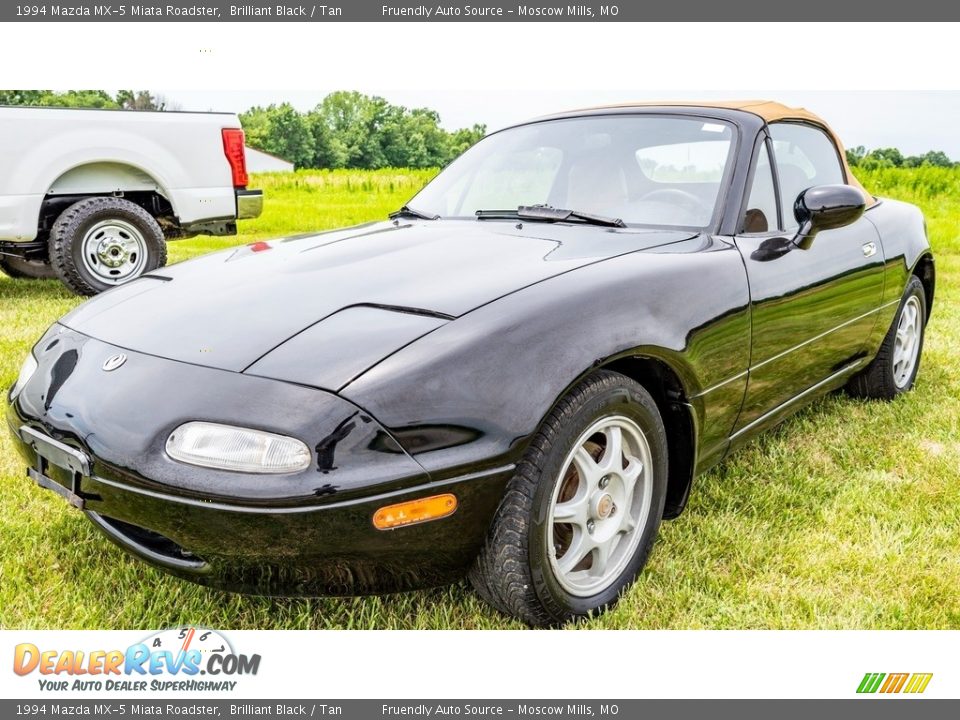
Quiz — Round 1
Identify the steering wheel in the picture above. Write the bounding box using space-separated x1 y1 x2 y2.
638 188 706 217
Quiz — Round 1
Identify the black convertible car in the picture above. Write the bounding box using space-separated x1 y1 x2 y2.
7 101 934 626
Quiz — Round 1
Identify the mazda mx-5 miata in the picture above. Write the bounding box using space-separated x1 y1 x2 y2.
7 102 934 626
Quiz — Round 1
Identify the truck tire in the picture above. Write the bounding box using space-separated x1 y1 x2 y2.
0 255 57 280
48 196 167 296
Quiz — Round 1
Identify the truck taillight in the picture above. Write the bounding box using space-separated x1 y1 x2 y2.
221 128 249 188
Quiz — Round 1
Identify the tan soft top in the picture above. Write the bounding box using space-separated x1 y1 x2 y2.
575 100 873 204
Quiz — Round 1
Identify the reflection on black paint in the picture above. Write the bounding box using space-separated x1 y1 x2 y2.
749 235 796 262
389 424 483 454
313 483 338 497
315 412 358 472
368 431 405 455
44 349 78 411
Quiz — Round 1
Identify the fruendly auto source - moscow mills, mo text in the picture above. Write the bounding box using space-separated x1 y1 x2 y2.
380 5 618 18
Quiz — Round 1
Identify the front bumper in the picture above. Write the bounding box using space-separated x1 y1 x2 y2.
12 435 510 594
236 188 263 220
7 325 510 595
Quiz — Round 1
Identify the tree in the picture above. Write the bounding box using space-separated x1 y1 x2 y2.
240 103 315 169
306 111 346 168
35 90 118 108
116 90 167 111
847 145 956 170
0 90 45 105
311 91 395 168
448 124 487 161
905 150 954 168
845 145 867 167
861 147 904 169
382 108 450 167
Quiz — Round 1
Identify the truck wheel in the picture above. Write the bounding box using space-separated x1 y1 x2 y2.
48 197 167 295
0 255 57 280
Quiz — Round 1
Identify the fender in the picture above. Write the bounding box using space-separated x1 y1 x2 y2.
342 233 752 489
863 198 935 354
12 131 182 241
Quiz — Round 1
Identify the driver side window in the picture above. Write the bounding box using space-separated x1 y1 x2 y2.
769 122 845 230
742 141 778 234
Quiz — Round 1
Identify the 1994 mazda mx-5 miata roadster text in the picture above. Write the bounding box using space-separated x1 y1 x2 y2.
7 101 935 625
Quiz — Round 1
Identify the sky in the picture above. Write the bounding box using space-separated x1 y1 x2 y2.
161 89 960 159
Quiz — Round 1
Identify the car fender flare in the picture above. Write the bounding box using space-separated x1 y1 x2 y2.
538 347 701 520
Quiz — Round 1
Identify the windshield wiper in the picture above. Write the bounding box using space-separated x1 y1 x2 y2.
475 205 625 228
389 205 439 221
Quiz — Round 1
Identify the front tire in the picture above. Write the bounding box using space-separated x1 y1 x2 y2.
848 275 927 400
48 196 167 296
470 370 668 626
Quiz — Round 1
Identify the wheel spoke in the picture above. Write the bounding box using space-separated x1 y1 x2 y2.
622 455 643 487
553 496 589 528
556 529 592 575
599 425 624 473
572 447 601 490
904 335 915 360
591 536 617 577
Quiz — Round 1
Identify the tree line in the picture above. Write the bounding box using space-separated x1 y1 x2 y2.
2 91 957 170
846 145 957 169
239 92 486 170
0 89 169 110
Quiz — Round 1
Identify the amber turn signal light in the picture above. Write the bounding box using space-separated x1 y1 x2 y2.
373 494 458 530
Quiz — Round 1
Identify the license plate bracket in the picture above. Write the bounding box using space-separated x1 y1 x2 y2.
20 426 90 510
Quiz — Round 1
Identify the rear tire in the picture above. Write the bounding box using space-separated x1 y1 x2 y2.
847 275 927 400
469 370 668 626
0 255 56 280
48 196 167 296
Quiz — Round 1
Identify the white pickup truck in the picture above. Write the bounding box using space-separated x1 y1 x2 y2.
0 106 263 294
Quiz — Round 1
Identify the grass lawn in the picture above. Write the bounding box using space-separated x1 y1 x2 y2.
1 168 958 630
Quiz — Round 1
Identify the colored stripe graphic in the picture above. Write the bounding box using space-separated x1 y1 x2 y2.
904 673 933 694
857 673 885 693
880 673 909 693
857 672 932 694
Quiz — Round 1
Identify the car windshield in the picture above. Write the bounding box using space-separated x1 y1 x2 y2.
407 115 735 229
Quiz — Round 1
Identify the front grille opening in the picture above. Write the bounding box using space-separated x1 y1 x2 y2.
99 515 203 564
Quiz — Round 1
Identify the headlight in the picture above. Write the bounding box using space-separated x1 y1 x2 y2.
10 353 38 399
165 422 311 474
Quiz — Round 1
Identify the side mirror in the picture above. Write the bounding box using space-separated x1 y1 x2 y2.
793 184 866 249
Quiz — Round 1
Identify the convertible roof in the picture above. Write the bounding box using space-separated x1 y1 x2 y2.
573 100 874 205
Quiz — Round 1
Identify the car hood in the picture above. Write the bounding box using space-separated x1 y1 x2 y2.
60 220 695 383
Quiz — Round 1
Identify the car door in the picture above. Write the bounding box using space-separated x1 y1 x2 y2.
732 122 885 435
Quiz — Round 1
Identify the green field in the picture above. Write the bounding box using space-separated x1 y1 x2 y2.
1 168 958 630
